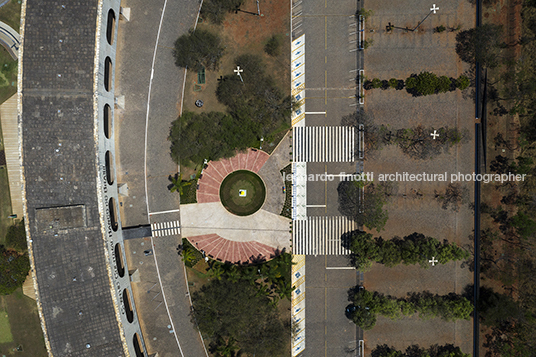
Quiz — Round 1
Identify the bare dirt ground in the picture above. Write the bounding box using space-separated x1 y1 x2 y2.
360 0 475 354
181 0 291 155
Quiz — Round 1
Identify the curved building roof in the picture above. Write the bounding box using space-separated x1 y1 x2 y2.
19 1 134 356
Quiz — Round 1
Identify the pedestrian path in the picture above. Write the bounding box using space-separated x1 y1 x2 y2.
291 255 306 356
198 148 269 203
151 220 180 237
186 234 279 264
293 126 357 162
293 216 356 255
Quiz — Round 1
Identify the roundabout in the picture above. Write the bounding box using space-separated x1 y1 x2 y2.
219 170 266 216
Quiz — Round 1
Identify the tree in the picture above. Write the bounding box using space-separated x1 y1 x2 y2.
456 75 470 90
455 24 504 68
191 278 289 356
341 108 383 156
337 180 389 231
173 29 224 71
5 220 27 252
264 35 281 56
168 173 192 195
0 246 30 295
438 75 452 93
216 54 293 137
409 71 439 96
200 0 245 25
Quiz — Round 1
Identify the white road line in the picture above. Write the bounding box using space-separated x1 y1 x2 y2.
325 267 355 270
149 208 181 216
304 111 326 114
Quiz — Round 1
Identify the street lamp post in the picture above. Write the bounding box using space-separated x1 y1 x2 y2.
386 4 439 32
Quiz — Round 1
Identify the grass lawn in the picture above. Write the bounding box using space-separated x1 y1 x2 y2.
0 163 13 246
0 290 47 356
0 309 13 344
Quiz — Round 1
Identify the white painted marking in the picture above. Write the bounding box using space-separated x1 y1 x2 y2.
149 209 181 216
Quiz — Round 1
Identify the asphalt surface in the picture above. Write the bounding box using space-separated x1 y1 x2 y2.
114 1 208 356
296 0 362 355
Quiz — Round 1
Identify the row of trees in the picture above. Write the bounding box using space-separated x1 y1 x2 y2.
364 73 470 96
341 109 466 160
347 288 473 330
343 231 470 271
371 344 469 357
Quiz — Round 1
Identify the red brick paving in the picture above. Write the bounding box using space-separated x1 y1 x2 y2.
196 149 270 203
186 234 279 264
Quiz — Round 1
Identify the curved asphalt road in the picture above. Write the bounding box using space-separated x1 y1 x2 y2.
115 0 208 356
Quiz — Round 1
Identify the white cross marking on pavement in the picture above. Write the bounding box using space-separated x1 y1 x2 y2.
431 130 439 139
430 4 439 13
429 257 439 266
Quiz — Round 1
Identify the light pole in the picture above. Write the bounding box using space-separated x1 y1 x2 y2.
234 66 244 82
386 4 439 32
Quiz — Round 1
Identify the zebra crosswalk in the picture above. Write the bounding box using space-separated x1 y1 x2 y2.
293 126 357 162
292 216 356 255
151 221 180 237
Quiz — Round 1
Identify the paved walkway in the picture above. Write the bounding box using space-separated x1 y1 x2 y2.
187 234 280 264
0 95 22 218
0 20 20 60
181 201 290 252
197 148 269 203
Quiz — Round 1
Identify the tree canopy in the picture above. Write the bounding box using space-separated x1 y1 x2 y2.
337 180 390 231
5 220 27 252
200 0 244 25
169 110 256 166
347 287 473 330
371 344 470 357
172 29 224 71
192 278 289 356
0 245 30 295
344 231 470 270
455 24 504 68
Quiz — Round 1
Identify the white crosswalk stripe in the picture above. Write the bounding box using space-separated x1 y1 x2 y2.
292 216 356 255
150 220 181 238
293 126 357 162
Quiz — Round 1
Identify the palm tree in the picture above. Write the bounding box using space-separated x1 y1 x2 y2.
208 261 225 280
168 173 192 195
214 337 240 357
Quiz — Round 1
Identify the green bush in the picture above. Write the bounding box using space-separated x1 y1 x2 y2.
435 25 446 33
180 238 204 268
371 78 382 88
405 77 417 89
455 75 470 90
264 35 281 56
438 75 452 93
413 71 439 96
388 78 398 88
